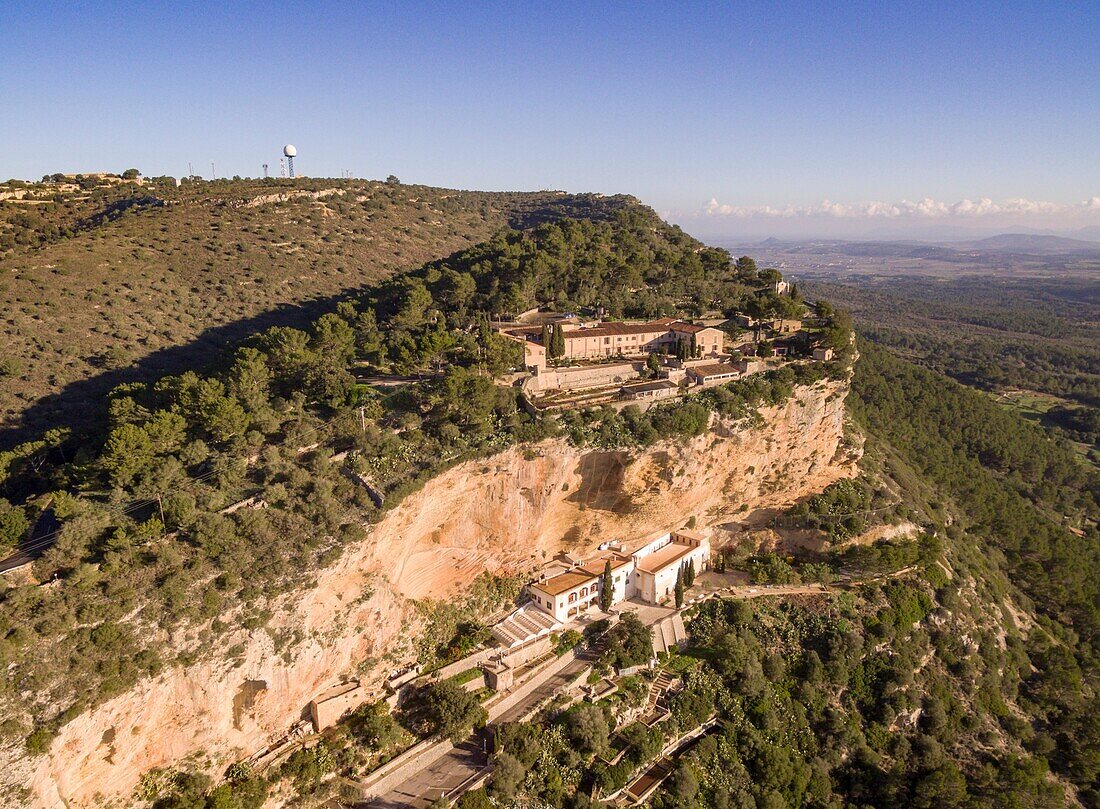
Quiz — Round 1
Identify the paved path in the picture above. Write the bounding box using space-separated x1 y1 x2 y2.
0 506 58 573
493 655 591 724
367 736 489 809
368 583 828 805
367 654 592 807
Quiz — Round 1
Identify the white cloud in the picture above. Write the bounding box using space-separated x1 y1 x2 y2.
701 196 1100 220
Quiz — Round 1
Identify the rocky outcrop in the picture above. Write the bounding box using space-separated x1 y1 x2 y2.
23 378 853 806
234 188 345 208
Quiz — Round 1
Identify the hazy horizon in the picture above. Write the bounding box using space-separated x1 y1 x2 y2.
4 2 1099 241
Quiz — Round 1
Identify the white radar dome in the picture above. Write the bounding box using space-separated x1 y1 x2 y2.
283 144 297 157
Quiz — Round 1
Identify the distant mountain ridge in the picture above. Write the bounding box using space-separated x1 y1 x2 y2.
721 231 1100 260
961 232 1100 252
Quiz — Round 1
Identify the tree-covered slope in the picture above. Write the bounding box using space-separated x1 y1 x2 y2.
467 345 1099 809
0 211 837 775
0 176 636 447
847 343 1099 802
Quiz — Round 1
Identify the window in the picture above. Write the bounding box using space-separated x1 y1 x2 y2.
569 592 577 603
604 337 610 344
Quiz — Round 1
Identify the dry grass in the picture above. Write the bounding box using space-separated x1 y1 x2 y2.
0 178 631 446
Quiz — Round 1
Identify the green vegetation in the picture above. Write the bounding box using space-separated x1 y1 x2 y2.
475 339 1099 808
414 573 521 669
850 343 1099 802
806 274 1100 405
599 560 613 611
0 176 636 444
0 208 844 761
401 679 488 742
600 613 653 671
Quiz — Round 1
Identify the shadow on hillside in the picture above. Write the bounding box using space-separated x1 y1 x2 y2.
0 193 640 453
1 287 363 452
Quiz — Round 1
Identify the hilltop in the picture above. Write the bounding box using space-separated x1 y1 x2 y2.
0 175 637 448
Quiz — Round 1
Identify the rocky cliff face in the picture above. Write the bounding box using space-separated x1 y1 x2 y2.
23 378 853 807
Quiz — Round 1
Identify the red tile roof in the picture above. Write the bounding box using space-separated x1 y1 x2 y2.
562 322 672 339
531 569 597 596
668 322 709 334
578 553 633 576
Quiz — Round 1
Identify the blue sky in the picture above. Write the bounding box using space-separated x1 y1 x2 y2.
3 1 1099 239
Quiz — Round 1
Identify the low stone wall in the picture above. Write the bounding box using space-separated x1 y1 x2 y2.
310 682 369 731
431 649 496 682
359 650 582 801
357 737 456 800
529 361 642 393
486 648 580 723
500 635 553 668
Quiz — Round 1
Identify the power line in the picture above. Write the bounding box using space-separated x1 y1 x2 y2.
4 408 359 562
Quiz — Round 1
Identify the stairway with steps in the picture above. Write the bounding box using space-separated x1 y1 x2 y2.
651 613 688 655
491 602 562 648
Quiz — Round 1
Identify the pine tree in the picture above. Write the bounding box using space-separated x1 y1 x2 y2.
674 567 684 608
600 560 613 611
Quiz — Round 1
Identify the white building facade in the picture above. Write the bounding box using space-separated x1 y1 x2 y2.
527 530 710 622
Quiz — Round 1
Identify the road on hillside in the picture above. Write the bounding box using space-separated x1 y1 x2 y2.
365 654 593 808
366 735 489 809
0 506 58 573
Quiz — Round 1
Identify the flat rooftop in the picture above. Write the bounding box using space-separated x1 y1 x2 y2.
635 540 697 574
690 363 738 378
531 569 597 596
622 380 678 394
673 528 706 543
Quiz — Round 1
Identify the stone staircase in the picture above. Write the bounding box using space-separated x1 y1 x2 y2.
644 671 676 713
651 613 688 655
491 603 562 648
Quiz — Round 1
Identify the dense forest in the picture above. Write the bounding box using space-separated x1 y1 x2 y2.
802 275 1100 461
3 193 1098 807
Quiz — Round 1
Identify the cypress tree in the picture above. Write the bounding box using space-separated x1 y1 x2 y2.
550 324 566 359
686 558 696 587
674 567 684 608
600 560 613 611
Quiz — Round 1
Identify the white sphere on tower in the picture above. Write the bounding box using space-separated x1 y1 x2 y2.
283 144 297 157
